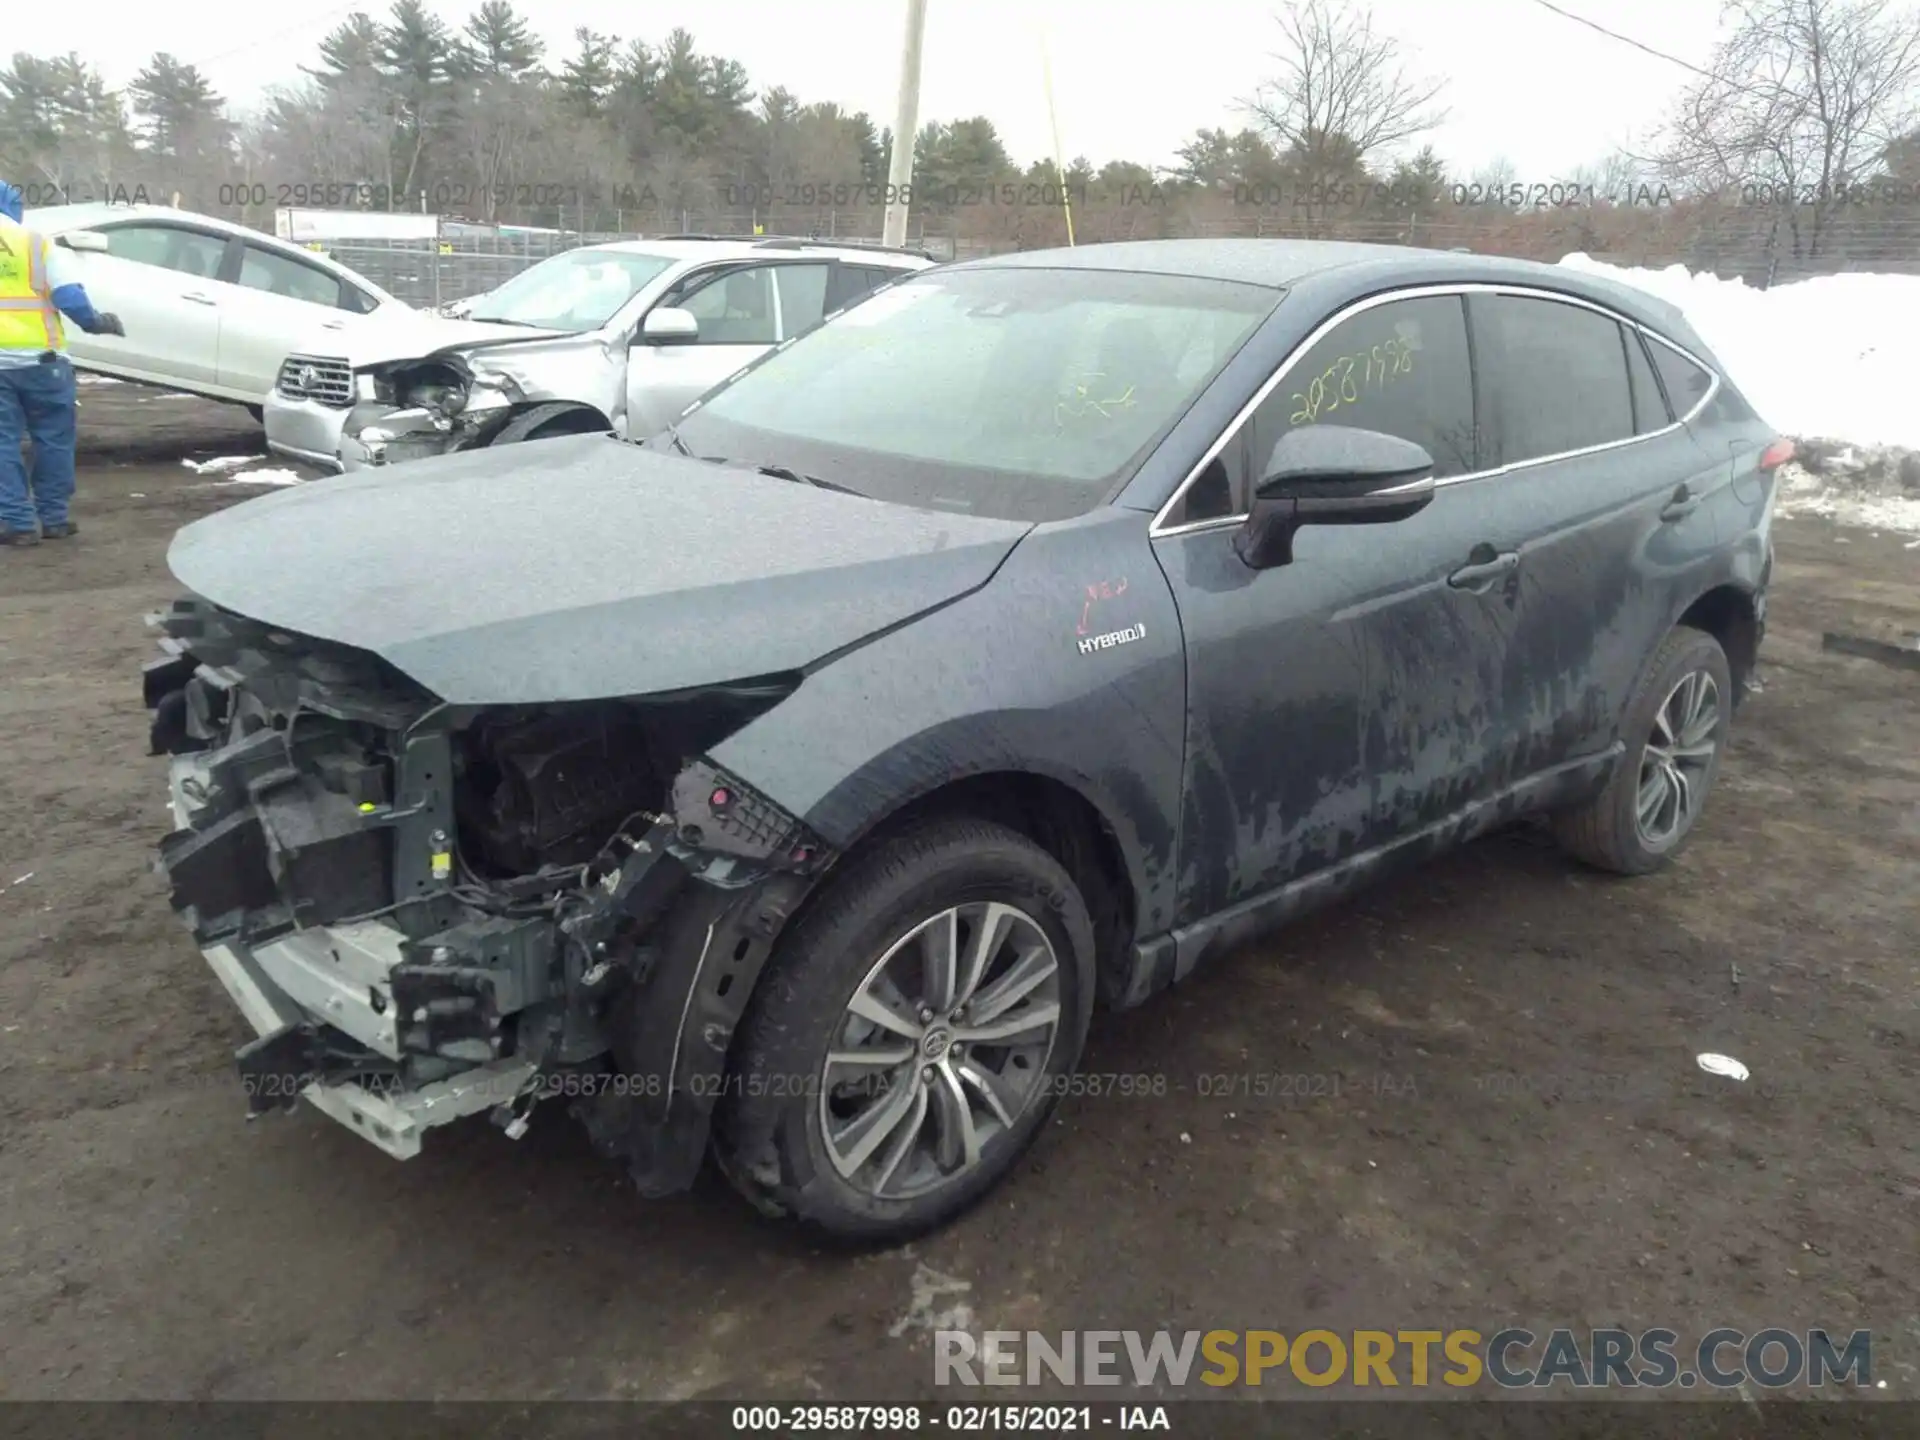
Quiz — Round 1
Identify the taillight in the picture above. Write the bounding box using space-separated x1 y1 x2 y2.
1758 437 1794 471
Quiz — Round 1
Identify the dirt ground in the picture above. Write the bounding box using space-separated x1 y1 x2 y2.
0 383 1914 1407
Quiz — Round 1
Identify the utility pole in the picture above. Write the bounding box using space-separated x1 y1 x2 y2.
881 0 929 249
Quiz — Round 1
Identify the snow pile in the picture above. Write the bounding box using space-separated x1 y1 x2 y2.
1561 254 1920 534
1558 254 1920 452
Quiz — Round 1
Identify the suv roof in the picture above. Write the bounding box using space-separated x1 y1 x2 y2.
956 238 1692 345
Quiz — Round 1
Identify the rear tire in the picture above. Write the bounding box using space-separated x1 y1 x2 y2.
714 817 1096 1244
1553 625 1733 875
488 404 607 445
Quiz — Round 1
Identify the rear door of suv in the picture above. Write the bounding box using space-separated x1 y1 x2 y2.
1464 289 1730 766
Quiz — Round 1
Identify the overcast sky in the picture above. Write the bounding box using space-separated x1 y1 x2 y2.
21 0 1725 177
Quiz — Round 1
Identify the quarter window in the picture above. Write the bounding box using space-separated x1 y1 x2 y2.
1645 335 1714 419
339 282 381 315
1474 295 1634 466
1249 293 1476 487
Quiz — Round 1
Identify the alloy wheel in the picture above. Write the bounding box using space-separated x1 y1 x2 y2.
1635 668 1721 849
819 901 1062 1200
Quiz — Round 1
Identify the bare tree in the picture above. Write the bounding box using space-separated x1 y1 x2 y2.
456 73 549 223
1564 150 1645 204
258 77 397 206
1244 0 1447 230
1468 155 1519 199
1656 0 1920 259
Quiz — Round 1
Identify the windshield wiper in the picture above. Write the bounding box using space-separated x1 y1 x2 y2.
662 426 695 457
755 463 859 495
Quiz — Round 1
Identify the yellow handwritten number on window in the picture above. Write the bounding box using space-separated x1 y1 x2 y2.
1289 336 1413 426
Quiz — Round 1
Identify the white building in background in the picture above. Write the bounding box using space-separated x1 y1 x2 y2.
273 208 440 244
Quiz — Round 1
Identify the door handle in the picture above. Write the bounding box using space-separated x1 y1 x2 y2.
182 292 216 306
1660 485 1699 522
1448 550 1519 593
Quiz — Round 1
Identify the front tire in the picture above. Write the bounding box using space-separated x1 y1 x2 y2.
1553 624 1733 875
715 817 1096 1243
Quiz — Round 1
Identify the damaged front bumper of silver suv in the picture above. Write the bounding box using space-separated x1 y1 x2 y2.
267 353 533 472
143 597 831 1192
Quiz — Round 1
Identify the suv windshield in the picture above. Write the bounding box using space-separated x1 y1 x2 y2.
468 249 676 331
671 266 1278 521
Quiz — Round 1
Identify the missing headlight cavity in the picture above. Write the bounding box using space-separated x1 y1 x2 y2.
452 680 799 880
389 361 468 416
150 597 814 946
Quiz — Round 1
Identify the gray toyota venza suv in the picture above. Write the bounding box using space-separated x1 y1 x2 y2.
145 239 1787 1241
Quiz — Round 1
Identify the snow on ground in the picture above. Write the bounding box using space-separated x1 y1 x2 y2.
1775 460 1920 540
1561 254 1920 534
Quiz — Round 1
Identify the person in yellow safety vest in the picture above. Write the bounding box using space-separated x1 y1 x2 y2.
0 180 124 547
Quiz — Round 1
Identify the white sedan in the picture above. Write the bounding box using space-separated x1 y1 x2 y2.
31 202 410 414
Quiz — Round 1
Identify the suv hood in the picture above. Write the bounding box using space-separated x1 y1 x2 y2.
166 435 1032 704
297 309 568 368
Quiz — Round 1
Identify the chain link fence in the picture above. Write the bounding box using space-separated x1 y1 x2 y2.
321 221 957 308
305 200 1920 308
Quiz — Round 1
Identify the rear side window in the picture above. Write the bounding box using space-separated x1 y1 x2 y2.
1248 293 1476 483
826 264 902 313
1645 335 1715 418
1623 327 1670 433
1474 295 1634 465
771 262 831 337
238 244 345 307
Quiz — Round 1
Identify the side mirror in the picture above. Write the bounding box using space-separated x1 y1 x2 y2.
1234 426 1436 570
639 307 699 344
57 230 109 254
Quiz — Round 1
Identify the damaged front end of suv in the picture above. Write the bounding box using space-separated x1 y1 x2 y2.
142 598 831 1195
274 338 619 471
136 431 1042 1213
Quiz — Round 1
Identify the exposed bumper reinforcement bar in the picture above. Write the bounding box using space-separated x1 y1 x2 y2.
203 933 534 1158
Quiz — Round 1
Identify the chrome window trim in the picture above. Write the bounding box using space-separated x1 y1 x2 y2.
1148 281 1724 540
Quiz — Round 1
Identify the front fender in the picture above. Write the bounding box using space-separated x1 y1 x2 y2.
708 508 1191 941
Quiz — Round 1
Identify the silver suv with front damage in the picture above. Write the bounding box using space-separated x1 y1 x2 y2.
264 236 933 470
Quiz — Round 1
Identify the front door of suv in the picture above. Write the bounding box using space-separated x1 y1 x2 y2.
1153 292 1525 924
624 260 832 438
